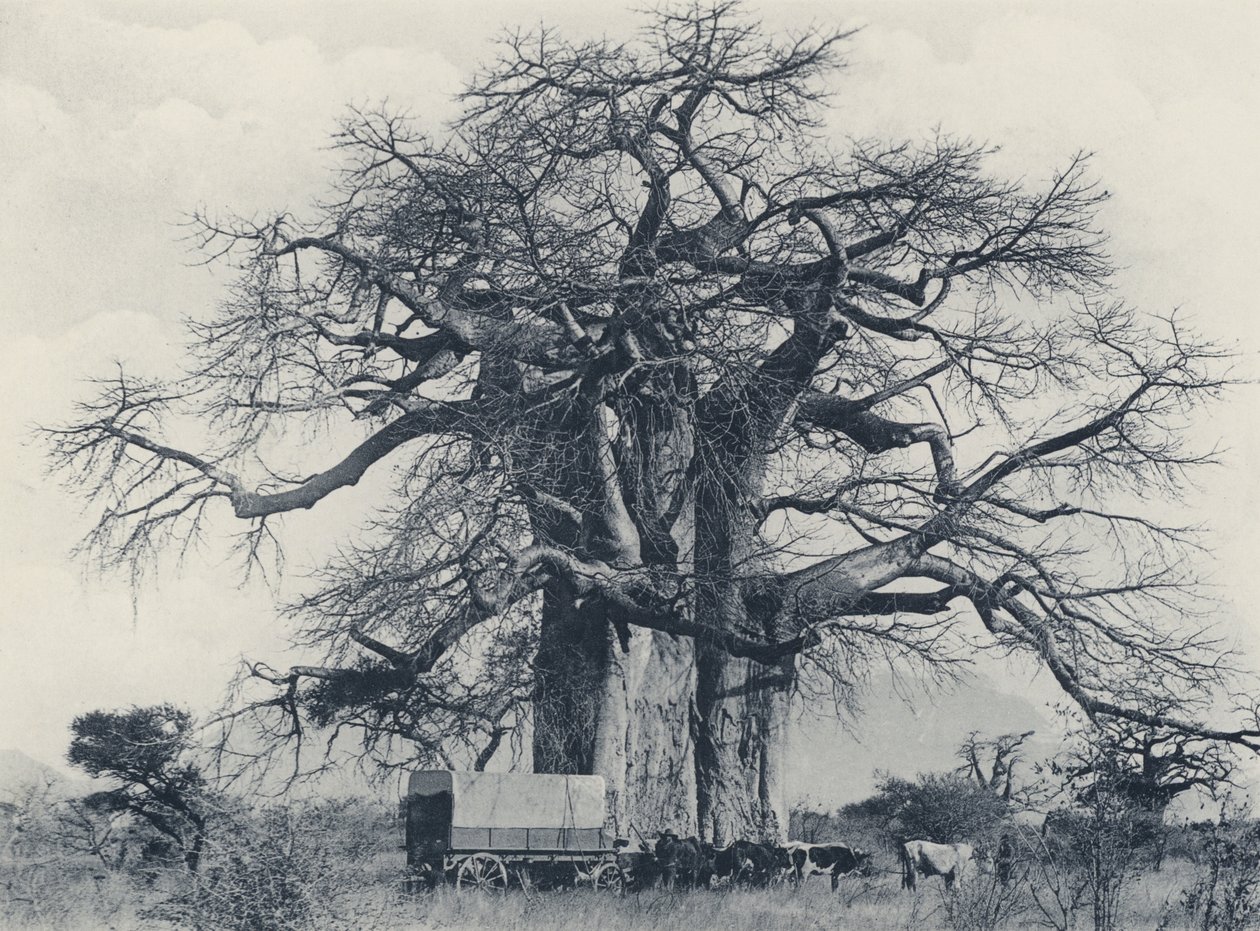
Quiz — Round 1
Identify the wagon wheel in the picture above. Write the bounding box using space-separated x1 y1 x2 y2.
456 853 508 892
591 861 626 895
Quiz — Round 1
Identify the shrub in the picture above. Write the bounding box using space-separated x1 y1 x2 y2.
149 797 394 931
940 870 1027 931
862 772 1011 847
1175 807 1260 931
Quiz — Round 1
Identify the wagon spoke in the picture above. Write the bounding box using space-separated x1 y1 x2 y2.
592 861 626 895
457 853 508 892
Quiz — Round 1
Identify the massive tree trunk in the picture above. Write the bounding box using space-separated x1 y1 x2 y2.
458 315 804 842
692 545 792 843
691 388 794 844
532 583 607 776
532 588 698 838
694 647 790 844
533 376 699 837
602 625 697 837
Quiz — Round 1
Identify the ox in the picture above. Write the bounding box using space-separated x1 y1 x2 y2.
784 841 871 891
711 840 792 887
654 832 713 889
900 840 983 891
617 848 662 891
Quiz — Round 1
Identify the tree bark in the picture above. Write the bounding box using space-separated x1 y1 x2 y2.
532 590 697 837
603 625 698 837
532 582 607 776
694 608 791 843
692 422 793 844
532 378 700 837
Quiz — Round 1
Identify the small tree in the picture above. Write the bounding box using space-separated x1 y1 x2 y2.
864 772 1010 847
789 803 835 843
1017 820 1090 931
1074 776 1142 931
0 777 60 863
48 796 132 870
1036 719 1157 931
67 705 209 872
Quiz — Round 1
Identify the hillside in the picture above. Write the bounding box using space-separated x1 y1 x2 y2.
787 672 1058 810
0 748 93 802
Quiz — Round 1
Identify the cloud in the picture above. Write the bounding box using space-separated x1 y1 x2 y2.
2 6 447 121
0 303 294 765
0 2 461 334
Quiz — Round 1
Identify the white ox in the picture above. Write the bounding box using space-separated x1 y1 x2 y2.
899 840 985 891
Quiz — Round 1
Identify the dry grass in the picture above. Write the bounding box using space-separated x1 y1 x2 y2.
373 872 1190 931
351 882 922 931
0 857 1204 930
0 859 161 931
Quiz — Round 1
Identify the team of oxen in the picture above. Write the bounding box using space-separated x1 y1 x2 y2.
617 833 1011 893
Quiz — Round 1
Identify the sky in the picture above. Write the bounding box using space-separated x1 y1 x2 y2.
1 0 1259 802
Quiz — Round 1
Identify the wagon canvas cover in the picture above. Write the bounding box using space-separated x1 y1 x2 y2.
407 770 606 830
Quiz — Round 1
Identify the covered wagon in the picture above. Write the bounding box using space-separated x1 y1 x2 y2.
403 770 624 891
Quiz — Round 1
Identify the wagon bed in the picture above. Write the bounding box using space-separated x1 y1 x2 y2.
403 770 623 891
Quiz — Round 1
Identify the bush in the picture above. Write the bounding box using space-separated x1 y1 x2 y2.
940 870 1027 931
856 772 1011 848
1174 808 1260 931
149 797 395 931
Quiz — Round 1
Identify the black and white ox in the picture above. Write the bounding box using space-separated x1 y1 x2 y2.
784 841 872 890
899 840 985 891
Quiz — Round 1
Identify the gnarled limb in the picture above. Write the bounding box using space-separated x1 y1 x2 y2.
913 553 1260 751
273 236 572 368
50 392 485 521
797 391 961 494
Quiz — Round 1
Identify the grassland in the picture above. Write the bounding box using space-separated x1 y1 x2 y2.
0 854 1201 930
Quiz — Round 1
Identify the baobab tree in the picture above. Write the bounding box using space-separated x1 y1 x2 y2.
46 3 1258 842
1057 717 1237 819
1052 711 1238 869
958 731 1036 802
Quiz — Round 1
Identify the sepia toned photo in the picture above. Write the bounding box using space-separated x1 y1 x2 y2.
2 2 1259 928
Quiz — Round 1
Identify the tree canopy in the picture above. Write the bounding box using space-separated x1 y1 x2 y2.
68 705 209 870
1052 713 1236 817
45 1 1258 838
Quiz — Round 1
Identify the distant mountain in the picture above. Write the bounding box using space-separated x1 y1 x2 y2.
0 749 94 802
787 673 1058 810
